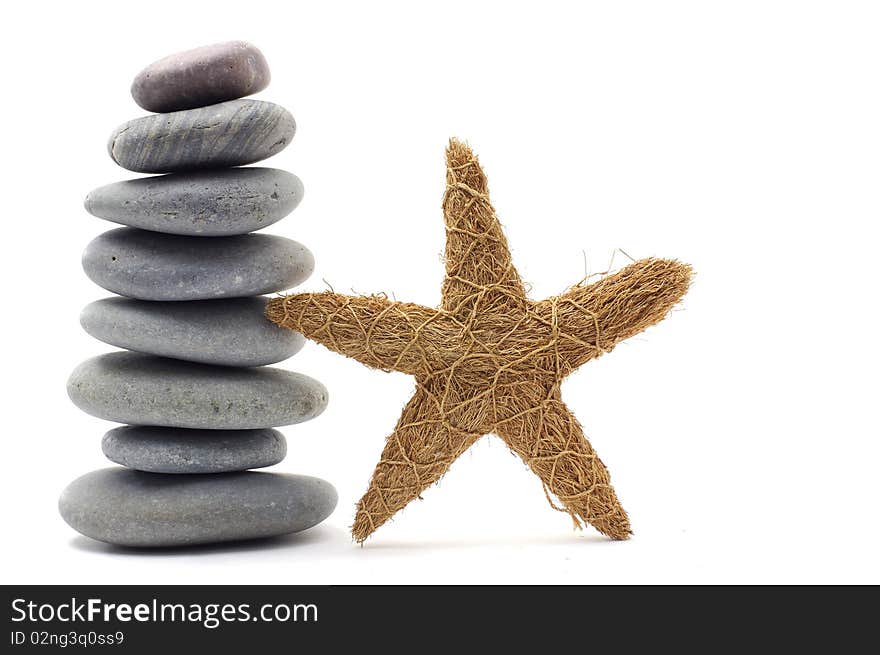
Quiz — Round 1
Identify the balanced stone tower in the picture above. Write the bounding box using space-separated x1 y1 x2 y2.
59 42 337 547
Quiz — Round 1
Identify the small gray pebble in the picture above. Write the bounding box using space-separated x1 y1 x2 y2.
102 426 286 474
82 227 314 301
81 296 304 367
108 99 295 174
59 468 337 547
84 168 303 236
67 352 328 429
132 41 271 113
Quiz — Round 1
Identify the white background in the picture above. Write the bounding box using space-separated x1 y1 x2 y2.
1 0 878 584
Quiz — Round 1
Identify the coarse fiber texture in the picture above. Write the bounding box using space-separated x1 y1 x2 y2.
268 139 692 542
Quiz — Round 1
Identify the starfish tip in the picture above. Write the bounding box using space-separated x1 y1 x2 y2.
446 137 476 166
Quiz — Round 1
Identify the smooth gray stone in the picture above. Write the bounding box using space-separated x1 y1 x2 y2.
84 168 303 236
132 41 271 113
82 227 314 301
59 468 337 547
102 426 286 474
108 99 295 173
81 297 304 367
67 352 328 429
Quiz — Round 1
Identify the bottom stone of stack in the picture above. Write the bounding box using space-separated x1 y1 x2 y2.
59 468 337 547
103 425 287 474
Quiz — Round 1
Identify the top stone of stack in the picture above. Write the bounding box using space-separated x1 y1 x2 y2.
131 40 271 113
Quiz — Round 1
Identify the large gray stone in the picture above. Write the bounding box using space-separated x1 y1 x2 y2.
82 228 313 301
131 41 271 113
59 468 337 547
102 426 286 474
84 168 303 236
81 297 304 367
108 99 295 173
67 352 328 429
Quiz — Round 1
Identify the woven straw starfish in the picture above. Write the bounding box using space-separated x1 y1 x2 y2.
268 139 691 542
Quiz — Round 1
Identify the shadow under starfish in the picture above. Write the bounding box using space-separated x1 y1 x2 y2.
267 139 692 543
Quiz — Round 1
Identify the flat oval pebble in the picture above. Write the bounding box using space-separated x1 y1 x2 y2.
108 99 295 173
84 168 303 236
67 352 328 429
59 468 337 547
102 426 286 474
82 227 314 301
131 41 271 113
81 297 304 366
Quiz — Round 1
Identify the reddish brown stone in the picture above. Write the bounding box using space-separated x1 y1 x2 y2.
131 40 270 112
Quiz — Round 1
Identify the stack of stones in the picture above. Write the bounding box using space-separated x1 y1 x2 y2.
59 42 337 547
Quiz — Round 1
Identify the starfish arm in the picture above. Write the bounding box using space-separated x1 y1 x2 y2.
537 257 692 375
441 139 528 318
266 292 460 376
352 384 483 542
494 387 632 539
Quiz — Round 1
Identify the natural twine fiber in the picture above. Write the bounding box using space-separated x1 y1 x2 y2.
267 139 692 542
